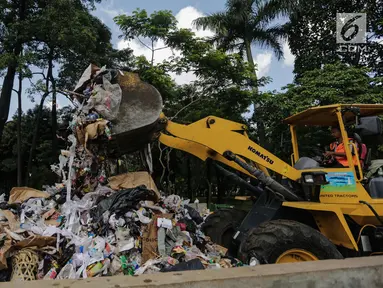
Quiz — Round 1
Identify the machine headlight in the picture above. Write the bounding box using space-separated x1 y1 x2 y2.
301 172 328 185
304 175 314 183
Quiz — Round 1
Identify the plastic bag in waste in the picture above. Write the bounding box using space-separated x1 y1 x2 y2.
116 238 135 253
177 218 197 233
56 263 76 279
83 75 122 120
160 259 205 272
164 195 182 212
185 205 204 225
90 186 158 223
135 207 151 224
88 236 105 262
109 256 122 275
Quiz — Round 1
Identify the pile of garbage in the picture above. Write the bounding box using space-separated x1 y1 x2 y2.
0 65 243 282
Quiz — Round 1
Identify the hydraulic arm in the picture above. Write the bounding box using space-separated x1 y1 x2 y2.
158 115 303 200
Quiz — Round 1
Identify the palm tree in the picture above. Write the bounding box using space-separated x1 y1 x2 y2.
194 0 293 84
194 0 296 147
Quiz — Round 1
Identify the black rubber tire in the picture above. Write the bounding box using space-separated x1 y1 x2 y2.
238 219 343 264
202 209 247 251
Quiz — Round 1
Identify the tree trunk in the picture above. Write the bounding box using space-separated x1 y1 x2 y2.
48 55 58 154
245 38 256 80
151 39 155 66
26 61 52 185
0 0 26 141
245 38 267 147
0 60 18 140
17 69 23 186
26 92 49 185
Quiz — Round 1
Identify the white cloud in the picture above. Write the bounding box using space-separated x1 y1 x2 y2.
99 0 126 19
100 8 126 18
282 41 295 67
116 6 213 85
255 53 272 77
176 7 214 38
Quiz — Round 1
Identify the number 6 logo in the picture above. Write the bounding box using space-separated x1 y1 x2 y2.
336 13 366 44
341 15 362 41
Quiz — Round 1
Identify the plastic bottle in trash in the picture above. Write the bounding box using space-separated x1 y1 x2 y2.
87 259 110 277
43 260 59 280
20 223 31 230
87 262 103 277
104 125 112 140
43 268 57 280
120 255 131 275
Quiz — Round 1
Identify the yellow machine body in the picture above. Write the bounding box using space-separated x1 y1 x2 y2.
159 104 383 252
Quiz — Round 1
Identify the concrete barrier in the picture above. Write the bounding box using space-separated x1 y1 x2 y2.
3 256 383 288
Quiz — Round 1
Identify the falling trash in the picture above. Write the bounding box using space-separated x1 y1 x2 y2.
0 64 244 282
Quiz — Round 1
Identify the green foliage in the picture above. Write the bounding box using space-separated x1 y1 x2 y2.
27 0 117 90
193 0 288 62
115 9 260 124
133 56 177 101
0 106 72 191
284 63 383 109
258 63 383 160
286 0 383 77
115 9 177 42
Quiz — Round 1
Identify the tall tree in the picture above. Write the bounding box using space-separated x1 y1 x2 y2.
193 0 290 146
24 0 115 184
16 60 23 186
193 0 287 81
115 9 177 66
0 0 28 140
0 0 105 142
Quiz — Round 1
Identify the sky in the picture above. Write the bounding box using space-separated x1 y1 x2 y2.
7 0 295 120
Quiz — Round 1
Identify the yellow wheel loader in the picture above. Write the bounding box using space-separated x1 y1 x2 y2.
108 72 383 264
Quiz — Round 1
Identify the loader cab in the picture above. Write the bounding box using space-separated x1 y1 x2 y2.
283 104 383 202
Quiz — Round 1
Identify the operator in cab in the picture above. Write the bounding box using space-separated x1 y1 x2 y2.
324 126 359 168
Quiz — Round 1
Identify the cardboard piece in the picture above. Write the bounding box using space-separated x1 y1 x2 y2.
141 217 158 263
4 227 23 241
141 213 172 263
108 172 160 201
13 235 56 250
1 210 20 231
83 119 109 154
8 187 50 204
0 236 12 269
85 120 108 141
75 126 86 146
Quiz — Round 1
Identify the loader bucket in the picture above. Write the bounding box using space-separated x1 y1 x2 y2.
108 72 163 156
